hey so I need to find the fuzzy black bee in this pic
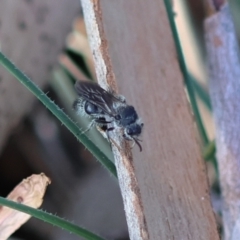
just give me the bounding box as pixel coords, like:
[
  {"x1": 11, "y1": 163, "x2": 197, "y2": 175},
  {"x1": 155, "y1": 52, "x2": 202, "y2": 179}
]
[{"x1": 73, "y1": 81, "x2": 144, "y2": 151}]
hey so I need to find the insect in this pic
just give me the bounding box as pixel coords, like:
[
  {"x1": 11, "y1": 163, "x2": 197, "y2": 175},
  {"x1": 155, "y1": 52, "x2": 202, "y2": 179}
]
[{"x1": 73, "y1": 81, "x2": 144, "y2": 151}]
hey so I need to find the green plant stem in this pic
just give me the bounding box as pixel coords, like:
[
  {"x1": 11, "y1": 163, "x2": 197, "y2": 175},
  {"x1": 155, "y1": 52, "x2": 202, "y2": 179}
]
[
  {"x1": 203, "y1": 140, "x2": 216, "y2": 161},
  {"x1": 0, "y1": 197, "x2": 106, "y2": 240},
  {"x1": 163, "y1": 1, "x2": 218, "y2": 175},
  {"x1": 163, "y1": 0, "x2": 209, "y2": 146},
  {"x1": 189, "y1": 73, "x2": 212, "y2": 111},
  {"x1": 0, "y1": 51, "x2": 117, "y2": 178}
]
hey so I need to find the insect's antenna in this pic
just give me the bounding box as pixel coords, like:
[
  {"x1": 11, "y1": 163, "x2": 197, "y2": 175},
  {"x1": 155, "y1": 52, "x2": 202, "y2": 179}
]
[{"x1": 133, "y1": 138, "x2": 142, "y2": 152}]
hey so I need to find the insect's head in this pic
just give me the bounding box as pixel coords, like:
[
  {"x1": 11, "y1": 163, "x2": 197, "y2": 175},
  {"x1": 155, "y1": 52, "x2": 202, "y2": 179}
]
[
  {"x1": 125, "y1": 122, "x2": 143, "y2": 137},
  {"x1": 123, "y1": 120, "x2": 144, "y2": 151}
]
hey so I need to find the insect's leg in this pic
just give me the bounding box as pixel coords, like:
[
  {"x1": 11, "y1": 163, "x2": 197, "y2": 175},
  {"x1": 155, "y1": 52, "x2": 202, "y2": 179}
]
[
  {"x1": 95, "y1": 119, "x2": 112, "y2": 140},
  {"x1": 81, "y1": 120, "x2": 96, "y2": 134},
  {"x1": 100, "y1": 126, "x2": 115, "y2": 142},
  {"x1": 130, "y1": 139, "x2": 136, "y2": 148},
  {"x1": 103, "y1": 126, "x2": 114, "y2": 142},
  {"x1": 95, "y1": 118, "x2": 112, "y2": 124},
  {"x1": 123, "y1": 133, "x2": 142, "y2": 152},
  {"x1": 94, "y1": 118, "x2": 114, "y2": 142},
  {"x1": 107, "y1": 127, "x2": 114, "y2": 132}
]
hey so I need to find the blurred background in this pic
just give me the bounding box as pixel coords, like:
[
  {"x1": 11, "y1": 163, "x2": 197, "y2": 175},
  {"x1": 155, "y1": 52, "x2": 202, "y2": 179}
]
[{"x1": 1, "y1": 0, "x2": 240, "y2": 239}]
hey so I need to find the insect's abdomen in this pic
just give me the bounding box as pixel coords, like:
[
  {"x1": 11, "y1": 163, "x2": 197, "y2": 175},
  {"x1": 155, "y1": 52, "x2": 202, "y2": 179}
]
[{"x1": 84, "y1": 102, "x2": 104, "y2": 115}]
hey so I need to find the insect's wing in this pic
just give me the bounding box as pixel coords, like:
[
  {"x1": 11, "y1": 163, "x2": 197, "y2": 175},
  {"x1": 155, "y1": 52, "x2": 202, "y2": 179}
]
[{"x1": 75, "y1": 81, "x2": 118, "y2": 116}]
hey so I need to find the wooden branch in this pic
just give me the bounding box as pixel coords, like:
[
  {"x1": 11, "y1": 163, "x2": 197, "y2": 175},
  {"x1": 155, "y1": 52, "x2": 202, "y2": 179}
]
[
  {"x1": 0, "y1": 0, "x2": 80, "y2": 152},
  {"x1": 205, "y1": 3, "x2": 240, "y2": 239},
  {"x1": 81, "y1": 0, "x2": 219, "y2": 239}
]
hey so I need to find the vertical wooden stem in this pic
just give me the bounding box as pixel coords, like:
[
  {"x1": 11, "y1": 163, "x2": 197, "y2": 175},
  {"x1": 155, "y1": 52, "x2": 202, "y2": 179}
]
[{"x1": 82, "y1": 0, "x2": 219, "y2": 239}]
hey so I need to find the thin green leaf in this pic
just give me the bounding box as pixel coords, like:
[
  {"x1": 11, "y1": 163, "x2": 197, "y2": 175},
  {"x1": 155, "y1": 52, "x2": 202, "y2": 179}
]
[
  {"x1": 163, "y1": 1, "x2": 218, "y2": 175},
  {"x1": 0, "y1": 51, "x2": 117, "y2": 178},
  {"x1": 189, "y1": 73, "x2": 212, "y2": 111},
  {"x1": 203, "y1": 140, "x2": 218, "y2": 176},
  {"x1": 203, "y1": 140, "x2": 216, "y2": 161},
  {"x1": 0, "y1": 197, "x2": 106, "y2": 240},
  {"x1": 163, "y1": 0, "x2": 209, "y2": 146}
]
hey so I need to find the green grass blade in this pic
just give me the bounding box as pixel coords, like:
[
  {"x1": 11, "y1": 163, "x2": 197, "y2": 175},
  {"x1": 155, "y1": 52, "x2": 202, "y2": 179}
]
[
  {"x1": 203, "y1": 140, "x2": 218, "y2": 176},
  {"x1": 163, "y1": 1, "x2": 218, "y2": 175},
  {"x1": 0, "y1": 51, "x2": 117, "y2": 178},
  {"x1": 0, "y1": 197, "x2": 106, "y2": 240},
  {"x1": 163, "y1": 0, "x2": 209, "y2": 146},
  {"x1": 203, "y1": 140, "x2": 216, "y2": 160},
  {"x1": 189, "y1": 73, "x2": 212, "y2": 111}
]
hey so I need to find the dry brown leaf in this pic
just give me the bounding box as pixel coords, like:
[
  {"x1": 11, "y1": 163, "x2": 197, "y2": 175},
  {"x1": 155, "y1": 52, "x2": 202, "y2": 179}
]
[{"x1": 0, "y1": 173, "x2": 51, "y2": 240}]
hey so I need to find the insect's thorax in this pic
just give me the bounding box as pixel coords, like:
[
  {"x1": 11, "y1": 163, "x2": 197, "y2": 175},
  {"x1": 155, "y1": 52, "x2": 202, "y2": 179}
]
[{"x1": 116, "y1": 106, "x2": 138, "y2": 127}]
